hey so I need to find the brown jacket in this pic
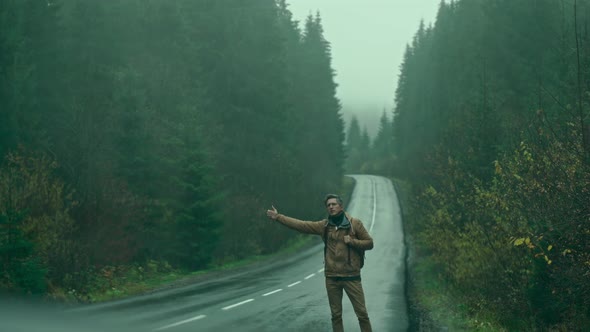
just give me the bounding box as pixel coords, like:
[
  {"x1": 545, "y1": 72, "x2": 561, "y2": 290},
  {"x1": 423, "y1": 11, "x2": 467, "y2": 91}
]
[{"x1": 276, "y1": 212, "x2": 374, "y2": 277}]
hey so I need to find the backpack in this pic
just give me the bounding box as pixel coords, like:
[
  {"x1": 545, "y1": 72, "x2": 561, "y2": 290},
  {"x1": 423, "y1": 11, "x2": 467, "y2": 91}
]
[{"x1": 323, "y1": 218, "x2": 366, "y2": 268}]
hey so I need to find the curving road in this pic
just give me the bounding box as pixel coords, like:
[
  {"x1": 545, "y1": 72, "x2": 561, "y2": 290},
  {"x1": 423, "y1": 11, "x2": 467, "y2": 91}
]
[{"x1": 0, "y1": 175, "x2": 407, "y2": 332}]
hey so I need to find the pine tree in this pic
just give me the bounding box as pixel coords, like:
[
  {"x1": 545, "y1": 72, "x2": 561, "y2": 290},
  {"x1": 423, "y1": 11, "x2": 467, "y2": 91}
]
[
  {"x1": 0, "y1": 0, "x2": 58, "y2": 157},
  {"x1": 161, "y1": 136, "x2": 222, "y2": 269},
  {"x1": 0, "y1": 210, "x2": 46, "y2": 294},
  {"x1": 345, "y1": 116, "x2": 363, "y2": 173},
  {"x1": 297, "y1": 13, "x2": 345, "y2": 194}
]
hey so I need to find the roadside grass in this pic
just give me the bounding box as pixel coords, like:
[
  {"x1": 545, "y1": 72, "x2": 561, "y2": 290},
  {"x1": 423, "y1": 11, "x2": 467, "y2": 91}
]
[
  {"x1": 58, "y1": 176, "x2": 355, "y2": 304},
  {"x1": 72, "y1": 235, "x2": 315, "y2": 303},
  {"x1": 409, "y1": 254, "x2": 506, "y2": 332},
  {"x1": 392, "y1": 178, "x2": 506, "y2": 332}
]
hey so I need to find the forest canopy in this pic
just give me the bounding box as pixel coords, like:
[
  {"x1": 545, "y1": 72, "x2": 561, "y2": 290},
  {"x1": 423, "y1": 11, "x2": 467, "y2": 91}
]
[
  {"x1": 0, "y1": 0, "x2": 344, "y2": 297},
  {"x1": 385, "y1": 0, "x2": 590, "y2": 330}
]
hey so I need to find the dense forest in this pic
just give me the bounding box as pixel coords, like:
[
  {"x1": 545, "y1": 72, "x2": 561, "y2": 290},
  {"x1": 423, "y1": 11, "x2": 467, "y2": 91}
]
[
  {"x1": 3, "y1": 0, "x2": 590, "y2": 330},
  {"x1": 0, "y1": 0, "x2": 345, "y2": 298},
  {"x1": 347, "y1": 0, "x2": 589, "y2": 330}
]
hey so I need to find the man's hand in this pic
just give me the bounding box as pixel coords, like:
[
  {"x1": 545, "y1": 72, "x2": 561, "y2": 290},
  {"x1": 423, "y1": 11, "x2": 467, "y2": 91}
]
[
  {"x1": 344, "y1": 235, "x2": 352, "y2": 245},
  {"x1": 266, "y1": 205, "x2": 279, "y2": 220}
]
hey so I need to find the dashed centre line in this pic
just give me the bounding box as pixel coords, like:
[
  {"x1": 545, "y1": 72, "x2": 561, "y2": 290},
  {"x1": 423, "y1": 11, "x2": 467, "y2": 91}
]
[
  {"x1": 152, "y1": 267, "x2": 324, "y2": 330},
  {"x1": 370, "y1": 179, "x2": 377, "y2": 232},
  {"x1": 222, "y1": 299, "x2": 254, "y2": 310},
  {"x1": 150, "y1": 179, "x2": 384, "y2": 332},
  {"x1": 262, "y1": 289, "x2": 283, "y2": 296},
  {"x1": 152, "y1": 314, "x2": 206, "y2": 331}
]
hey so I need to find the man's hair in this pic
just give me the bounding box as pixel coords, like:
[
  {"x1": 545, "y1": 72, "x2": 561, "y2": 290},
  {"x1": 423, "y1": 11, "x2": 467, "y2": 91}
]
[{"x1": 324, "y1": 194, "x2": 343, "y2": 207}]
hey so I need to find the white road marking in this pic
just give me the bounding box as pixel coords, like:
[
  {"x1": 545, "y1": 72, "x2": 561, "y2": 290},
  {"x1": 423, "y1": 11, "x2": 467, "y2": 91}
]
[
  {"x1": 152, "y1": 315, "x2": 206, "y2": 331},
  {"x1": 153, "y1": 178, "x2": 379, "y2": 331},
  {"x1": 222, "y1": 299, "x2": 254, "y2": 310},
  {"x1": 370, "y1": 179, "x2": 377, "y2": 232},
  {"x1": 262, "y1": 289, "x2": 283, "y2": 296}
]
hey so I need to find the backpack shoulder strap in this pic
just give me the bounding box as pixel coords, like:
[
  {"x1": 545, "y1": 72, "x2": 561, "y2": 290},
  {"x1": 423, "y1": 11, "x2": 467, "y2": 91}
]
[
  {"x1": 349, "y1": 217, "x2": 357, "y2": 236},
  {"x1": 323, "y1": 220, "x2": 329, "y2": 259},
  {"x1": 348, "y1": 217, "x2": 366, "y2": 268}
]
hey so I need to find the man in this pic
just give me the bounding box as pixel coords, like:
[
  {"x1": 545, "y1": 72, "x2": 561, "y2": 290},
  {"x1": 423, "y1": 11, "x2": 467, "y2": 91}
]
[{"x1": 266, "y1": 194, "x2": 374, "y2": 332}]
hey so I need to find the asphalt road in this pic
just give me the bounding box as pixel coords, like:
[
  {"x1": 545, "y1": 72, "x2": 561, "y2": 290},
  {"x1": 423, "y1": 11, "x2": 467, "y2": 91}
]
[{"x1": 0, "y1": 174, "x2": 408, "y2": 332}]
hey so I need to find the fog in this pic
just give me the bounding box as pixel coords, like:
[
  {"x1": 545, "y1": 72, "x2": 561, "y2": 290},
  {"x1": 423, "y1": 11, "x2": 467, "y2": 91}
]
[{"x1": 288, "y1": 0, "x2": 441, "y2": 134}]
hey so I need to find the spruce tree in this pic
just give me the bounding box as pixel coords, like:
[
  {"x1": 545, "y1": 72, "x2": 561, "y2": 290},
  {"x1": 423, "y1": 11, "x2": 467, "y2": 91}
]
[
  {"x1": 297, "y1": 13, "x2": 345, "y2": 195},
  {"x1": 345, "y1": 116, "x2": 363, "y2": 173}
]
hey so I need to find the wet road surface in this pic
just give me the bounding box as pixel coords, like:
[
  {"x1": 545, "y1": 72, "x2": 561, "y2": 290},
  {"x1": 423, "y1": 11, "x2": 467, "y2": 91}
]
[{"x1": 0, "y1": 175, "x2": 407, "y2": 332}]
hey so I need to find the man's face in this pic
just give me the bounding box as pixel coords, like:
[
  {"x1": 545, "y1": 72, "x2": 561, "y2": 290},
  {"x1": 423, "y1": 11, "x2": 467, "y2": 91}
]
[{"x1": 326, "y1": 198, "x2": 343, "y2": 216}]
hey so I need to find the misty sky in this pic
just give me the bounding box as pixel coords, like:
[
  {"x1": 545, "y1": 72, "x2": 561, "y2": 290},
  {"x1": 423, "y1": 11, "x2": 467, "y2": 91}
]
[{"x1": 287, "y1": 0, "x2": 441, "y2": 134}]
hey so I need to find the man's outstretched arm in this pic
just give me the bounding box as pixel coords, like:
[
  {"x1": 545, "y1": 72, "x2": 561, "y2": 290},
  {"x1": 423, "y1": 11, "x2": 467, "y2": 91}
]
[{"x1": 266, "y1": 205, "x2": 324, "y2": 235}]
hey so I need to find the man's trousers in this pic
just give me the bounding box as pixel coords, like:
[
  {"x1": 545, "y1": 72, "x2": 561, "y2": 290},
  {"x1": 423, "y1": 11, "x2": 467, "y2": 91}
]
[{"x1": 325, "y1": 277, "x2": 372, "y2": 332}]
